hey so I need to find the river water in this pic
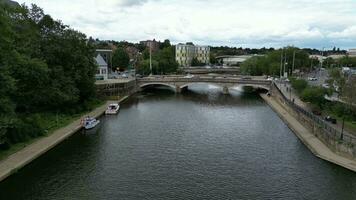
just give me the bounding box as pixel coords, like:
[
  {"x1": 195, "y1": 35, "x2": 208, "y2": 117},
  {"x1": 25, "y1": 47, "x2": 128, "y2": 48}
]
[{"x1": 1, "y1": 85, "x2": 356, "y2": 200}]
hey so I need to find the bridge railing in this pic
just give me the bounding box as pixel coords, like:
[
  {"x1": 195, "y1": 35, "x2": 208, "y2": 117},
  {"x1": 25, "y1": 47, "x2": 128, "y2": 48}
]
[
  {"x1": 138, "y1": 77, "x2": 272, "y2": 85},
  {"x1": 273, "y1": 82, "x2": 356, "y2": 145}
]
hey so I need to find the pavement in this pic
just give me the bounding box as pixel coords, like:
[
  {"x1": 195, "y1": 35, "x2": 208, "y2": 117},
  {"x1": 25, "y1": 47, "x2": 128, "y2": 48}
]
[
  {"x1": 261, "y1": 93, "x2": 356, "y2": 172},
  {"x1": 0, "y1": 101, "x2": 119, "y2": 182}
]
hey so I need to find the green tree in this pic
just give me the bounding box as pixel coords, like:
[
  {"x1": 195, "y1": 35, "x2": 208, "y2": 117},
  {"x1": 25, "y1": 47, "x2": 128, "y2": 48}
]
[
  {"x1": 191, "y1": 57, "x2": 201, "y2": 66},
  {"x1": 301, "y1": 86, "x2": 327, "y2": 107},
  {"x1": 137, "y1": 59, "x2": 158, "y2": 75},
  {"x1": 112, "y1": 47, "x2": 130, "y2": 69},
  {"x1": 0, "y1": 3, "x2": 98, "y2": 149},
  {"x1": 154, "y1": 46, "x2": 178, "y2": 74},
  {"x1": 159, "y1": 39, "x2": 171, "y2": 49},
  {"x1": 290, "y1": 78, "x2": 308, "y2": 94}
]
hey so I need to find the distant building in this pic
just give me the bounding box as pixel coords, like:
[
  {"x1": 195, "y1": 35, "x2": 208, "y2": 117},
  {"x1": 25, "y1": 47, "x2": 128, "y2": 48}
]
[
  {"x1": 327, "y1": 54, "x2": 345, "y2": 60},
  {"x1": 126, "y1": 46, "x2": 140, "y2": 60},
  {"x1": 140, "y1": 39, "x2": 160, "y2": 53},
  {"x1": 216, "y1": 55, "x2": 257, "y2": 66},
  {"x1": 96, "y1": 49, "x2": 113, "y2": 68},
  {"x1": 348, "y1": 49, "x2": 356, "y2": 57},
  {"x1": 309, "y1": 55, "x2": 327, "y2": 62},
  {"x1": 94, "y1": 54, "x2": 108, "y2": 80},
  {"x1": 175, "y1": 44, "x2": 210, "y2": 67}
]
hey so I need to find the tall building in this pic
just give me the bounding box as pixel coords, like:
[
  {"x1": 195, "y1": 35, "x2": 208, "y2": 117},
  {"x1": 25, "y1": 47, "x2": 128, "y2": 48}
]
[
  {"x1": 175, "y1": 44, "x2": 210, "y2": 67},
  {"x1": 140, "y1": 39, "x2": 160, "y2": 53},
  {"x1": 348, "y1": 49, "x2": 356, "y2": 57}
]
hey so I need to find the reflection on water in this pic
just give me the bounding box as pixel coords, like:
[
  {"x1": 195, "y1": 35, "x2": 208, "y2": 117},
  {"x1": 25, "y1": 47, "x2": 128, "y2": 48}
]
[{"x1": 1, "y1": 84, "x2": 356, "y2": 200}]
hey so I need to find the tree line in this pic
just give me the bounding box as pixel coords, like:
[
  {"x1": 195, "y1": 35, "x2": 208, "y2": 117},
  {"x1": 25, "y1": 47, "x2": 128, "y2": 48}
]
[
  {"x1": 240, "y1": 47, "x2": 313, "y2": 76},
  {"x1": 0, "y1": 3, "x2": 98, "y2": 150}
]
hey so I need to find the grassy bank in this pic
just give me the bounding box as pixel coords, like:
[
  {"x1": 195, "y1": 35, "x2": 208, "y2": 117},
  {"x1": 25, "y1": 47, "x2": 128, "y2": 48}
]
[
  {"x1": 0, "y1": 100, "x2": 105, "y2": 161},
  {"x1": 289, "y1": 77, "x2": 356, "y2": 135}
]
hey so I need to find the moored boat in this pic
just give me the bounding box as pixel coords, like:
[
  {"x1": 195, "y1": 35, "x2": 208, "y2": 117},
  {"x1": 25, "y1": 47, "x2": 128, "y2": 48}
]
[
  {"x1": 105, "y1": 103, "x2": 120, "y2": 115},
  {"x1": 82, "y1": 116, "x2": 100, "y2": 130}
]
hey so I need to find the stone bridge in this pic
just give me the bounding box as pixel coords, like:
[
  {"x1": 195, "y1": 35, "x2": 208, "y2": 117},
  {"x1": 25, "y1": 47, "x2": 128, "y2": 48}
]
[{"x1": 137, "y1": 76, "x2": 272, "y2": 94}]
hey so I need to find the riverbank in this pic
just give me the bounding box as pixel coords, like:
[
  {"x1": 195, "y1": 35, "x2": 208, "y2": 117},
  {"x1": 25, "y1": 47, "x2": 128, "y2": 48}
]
[
  {"x1": 0, "y1": 96, "x2": 130, "y2": 182},
  {"x1": 260, "y1": 93, "x2": 356, "y2": 172}
]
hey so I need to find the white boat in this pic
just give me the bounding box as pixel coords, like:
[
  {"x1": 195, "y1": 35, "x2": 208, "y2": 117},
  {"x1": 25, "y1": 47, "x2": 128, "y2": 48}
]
[
  {"x1": 82, "y1": 117, "x2": 100, "y2": 130},
  {"x1": 105, "y1": 103, "x2": 120, "y2": 115}
]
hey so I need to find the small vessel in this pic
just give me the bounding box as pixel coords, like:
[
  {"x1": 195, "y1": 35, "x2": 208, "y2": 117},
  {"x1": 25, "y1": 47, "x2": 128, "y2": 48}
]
[
  {"x1": 105, "y1": 103, "x2": 120, "y2": 115},
  {"x1": 82, "y1": 116, "x2": 100, "y2": 130}
]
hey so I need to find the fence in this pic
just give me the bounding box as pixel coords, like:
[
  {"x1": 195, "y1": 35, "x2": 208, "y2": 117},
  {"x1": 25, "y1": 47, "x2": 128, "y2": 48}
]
[{"x1": 273, "y1": 82, "x2": 356, "y2": 145}]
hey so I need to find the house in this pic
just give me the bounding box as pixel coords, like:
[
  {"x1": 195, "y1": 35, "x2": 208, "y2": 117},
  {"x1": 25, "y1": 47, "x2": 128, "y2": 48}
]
[
  {"x1": 96, "y1": 49, "x2": 113, "y2": 67},
  {"x1": 95, "y1": 54, "x2": 108, "y2": 80}
]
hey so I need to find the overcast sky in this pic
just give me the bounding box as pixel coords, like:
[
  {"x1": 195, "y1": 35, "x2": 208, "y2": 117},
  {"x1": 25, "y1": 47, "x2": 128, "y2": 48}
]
[{"x1": 19, "y1": 0, "x2": 356, "y2": 49}]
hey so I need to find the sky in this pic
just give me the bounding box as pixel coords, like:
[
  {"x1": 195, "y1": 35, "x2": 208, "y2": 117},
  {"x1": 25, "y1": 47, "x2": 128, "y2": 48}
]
[{"x1": 18, "y1": 0, "x2": 356, "y2": 49}]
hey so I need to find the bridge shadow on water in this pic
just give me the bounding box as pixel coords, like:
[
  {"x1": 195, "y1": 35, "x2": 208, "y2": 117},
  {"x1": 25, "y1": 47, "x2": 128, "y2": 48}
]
[{"x1": 129, "y1": 84, "x2": 266, "y2": 108}]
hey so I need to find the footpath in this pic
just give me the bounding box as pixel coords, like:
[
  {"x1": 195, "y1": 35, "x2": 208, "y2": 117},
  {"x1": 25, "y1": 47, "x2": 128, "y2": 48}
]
[
  {"x1": 261, "y1": 93, "x2": 356, "y2": 172},
  {"x1": 0, "y1": 97, "x2": 128, "y2": 182}
]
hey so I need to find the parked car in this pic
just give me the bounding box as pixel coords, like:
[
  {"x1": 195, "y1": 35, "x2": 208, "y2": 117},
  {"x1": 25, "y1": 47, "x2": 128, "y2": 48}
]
[
  {"x1": 308, "y1": 77, "x2": 318, "y2": 81},
  {"x1": 325, "y1": 116, "x2": 337, "y2": 124}
]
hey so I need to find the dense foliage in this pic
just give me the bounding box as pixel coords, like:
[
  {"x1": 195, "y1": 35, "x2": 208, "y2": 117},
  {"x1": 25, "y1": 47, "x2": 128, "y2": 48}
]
[
  {"x1": 0, "y1": 3, "x2": 98, "y2": 149},
  {"x1": 137, "y1": 41, "x2": 178, "y2": 75},
  {"x1": 290, "y1": 78, "x2": 308, "y2": 94},
  {"x1": 241, "y1": 47, "x2": 312, "y2": 76},
  {"x1": 112, "y1": 47, "x2": 130, "y2": 70}
]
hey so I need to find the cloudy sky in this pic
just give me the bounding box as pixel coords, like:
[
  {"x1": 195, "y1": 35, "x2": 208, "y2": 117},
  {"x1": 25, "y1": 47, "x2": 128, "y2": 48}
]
[{"x1": 19, "y1": 0, "x2": 356, "y2": 49}]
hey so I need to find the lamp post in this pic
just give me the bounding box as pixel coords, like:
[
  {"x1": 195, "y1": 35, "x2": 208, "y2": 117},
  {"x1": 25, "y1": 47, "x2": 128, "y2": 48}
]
[{"x1": 149, "y1": 42, "x2": 152, "y2": 76}]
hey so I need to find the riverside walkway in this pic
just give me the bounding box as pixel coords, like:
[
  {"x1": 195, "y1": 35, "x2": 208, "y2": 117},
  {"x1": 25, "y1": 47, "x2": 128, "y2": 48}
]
[
  {"x1": 261, "y1": 93, "x2": 356, "y2": 172},
  {"x1": 0, "y1": 101, "x2": 117, "y2": 182}
]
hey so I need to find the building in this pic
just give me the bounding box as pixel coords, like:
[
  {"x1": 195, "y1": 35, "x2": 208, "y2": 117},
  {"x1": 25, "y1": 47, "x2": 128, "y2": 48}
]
[
  {"x1": 216, "y1": 55, "x2": 256, "y2": 66},
  {"x1": 94, "y1": 54, "x2": 108, "y2": 80},
  {"x1": 348, "y1": 49, "x2": 356, "y2": 57},
  {"x1": 175, "y1": 44, "x2": 210, "y2": 67},
  {"x1": 96, "y1": 49, "x2": 113, "y2": 68},
  {"x1": 327, "y1": 54, "x2": 346, "y2": 60},
  {"x1": 140, "y1": 39, "x2": 160, "y2": 53}
]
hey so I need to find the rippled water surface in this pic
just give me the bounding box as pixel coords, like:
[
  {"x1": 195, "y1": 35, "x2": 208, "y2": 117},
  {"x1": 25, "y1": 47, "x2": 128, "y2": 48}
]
[{"x1": 1, "y1": 85, "x2": 356, "y2": 200}]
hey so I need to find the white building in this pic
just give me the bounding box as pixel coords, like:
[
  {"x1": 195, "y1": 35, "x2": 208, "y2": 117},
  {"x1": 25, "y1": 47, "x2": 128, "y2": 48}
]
[
  {"x1": 348, "y1": 49, "x2": 356, "y2": 57},
  {"x1": 176, "y1": 44, "x2": 210, "y2": 67},
  {"x1": 216, "y1": 55, "x2": 257, "y2": 66},
  {"x1": 95, "y1": 54, "x2": 108, "y2": 80}
]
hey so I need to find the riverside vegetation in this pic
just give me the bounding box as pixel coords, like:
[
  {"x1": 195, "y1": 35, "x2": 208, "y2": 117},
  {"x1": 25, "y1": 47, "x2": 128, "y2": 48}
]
[{"x1": 0, "y1": 3, "x2": 101, "y2": 152}]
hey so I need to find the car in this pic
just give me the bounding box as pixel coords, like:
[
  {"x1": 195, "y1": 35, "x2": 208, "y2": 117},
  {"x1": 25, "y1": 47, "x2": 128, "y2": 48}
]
[
  {"x1": 322, "y1": 83, "x2": 330, "y2": 89},
  {"x1": 241, "y1": 77, "x2": 252, "y2": 80},
  {"x1": 308, "y1": 77, "x2": 318, "y2": 81},
  {"x1": 121, "y1": 74, "x2": 128, "y2": 78},
  {"x1": 325, "y1": 116, "x2": 337, "y2": 124}
]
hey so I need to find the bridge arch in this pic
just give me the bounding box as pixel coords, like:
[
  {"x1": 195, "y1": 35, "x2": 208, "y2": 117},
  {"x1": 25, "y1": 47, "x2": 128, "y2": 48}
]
[
  {"x1": 229, "y1": 84, "x2": 270, "y2": 92},
  {"x1": 179, "y1": 82, "x2": 224, "y2": 90},
  {"x1": 139, "y1": 83, "x2": 177, "y2": 91}
]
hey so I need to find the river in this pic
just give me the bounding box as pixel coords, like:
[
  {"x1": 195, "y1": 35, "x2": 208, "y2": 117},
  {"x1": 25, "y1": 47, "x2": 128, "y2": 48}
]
[{"x1": 1, "y1": 84, "x2": 355, "y2": 200}]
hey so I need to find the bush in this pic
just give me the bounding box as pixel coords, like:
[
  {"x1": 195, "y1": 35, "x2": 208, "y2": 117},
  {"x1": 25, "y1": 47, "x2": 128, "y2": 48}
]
[
  {"x1": 290, "y1": 78, "x2": 308, "y2": 94},
  {"x1": 301, "y1": 86, "x2": 327, "y2": 107},
  {"x1": 7, "y1": 115, "x2": 45, "y2": 143}
]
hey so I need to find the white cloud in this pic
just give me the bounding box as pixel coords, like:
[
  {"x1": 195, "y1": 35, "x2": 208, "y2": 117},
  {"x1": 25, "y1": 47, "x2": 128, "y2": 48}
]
[{"x1": 18, "y1": 0, "x2": 356, "y2": 48}]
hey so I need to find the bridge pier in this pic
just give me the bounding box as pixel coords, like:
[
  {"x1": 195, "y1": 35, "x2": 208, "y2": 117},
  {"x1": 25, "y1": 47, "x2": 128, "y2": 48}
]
[
  {"x1": 223, "y1": 86, "x2": 229, "y2": 95},
  {"x1": 175, "y1": 85, "x2": 182, "y2": 93}
]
